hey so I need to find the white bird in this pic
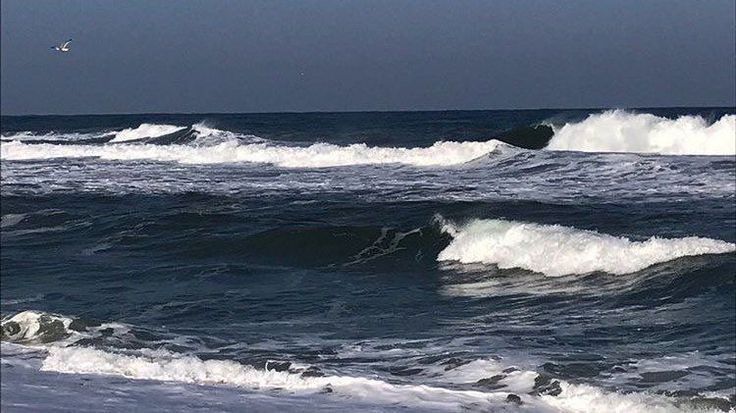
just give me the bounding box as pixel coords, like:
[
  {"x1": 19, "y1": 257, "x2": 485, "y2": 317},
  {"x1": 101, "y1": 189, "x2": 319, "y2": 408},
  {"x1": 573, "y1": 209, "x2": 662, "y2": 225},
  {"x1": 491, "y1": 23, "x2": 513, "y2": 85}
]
[{"x1": 51, "y1": 39, "x2": 72, "y2": 52}]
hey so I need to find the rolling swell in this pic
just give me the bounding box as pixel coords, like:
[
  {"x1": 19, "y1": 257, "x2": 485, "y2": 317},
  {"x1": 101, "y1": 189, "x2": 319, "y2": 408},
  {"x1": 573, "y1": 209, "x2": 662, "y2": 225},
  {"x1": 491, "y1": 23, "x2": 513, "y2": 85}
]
[
  {"x1": 3, "y1": 193, "x2": 733, "y2": 280},
  {"x1": 236, "y1": 225, "x2": 449, "y2": 269},
  {"x1": 495, "y1": 124, "x2": 554, "y2": 149},
  {"x1": 182, "y1": 221, "x2": 733, "y2": 276}
]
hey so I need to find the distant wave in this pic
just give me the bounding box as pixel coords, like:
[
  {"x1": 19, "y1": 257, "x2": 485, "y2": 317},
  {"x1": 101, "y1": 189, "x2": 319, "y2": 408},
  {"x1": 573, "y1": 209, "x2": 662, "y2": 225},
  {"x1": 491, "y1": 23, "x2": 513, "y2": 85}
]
[
  {"x1": 3, "y1": 110, "x2": 734, "y2": 167},
  {"x1": 436, "y1": 217, "x2": 735, "y2": 276},
  {"x1": 0, "y1": 130, "x2": 115, "y2": 143},
  {"x1": 3, "y1": 310, "x2": 724, "y2": 413},
  {"x1": 109, "y1": 123, "x2": 185, "y2": 143},
  {"x1": 546, "y1": 110, "x2": 736, "y2": 155},
  {"x1": 0, "y1": 135, "x2": 506, "y2": 167},
  {"x1": 0, "y1": 123, "x2": 208, "y2": 145}
]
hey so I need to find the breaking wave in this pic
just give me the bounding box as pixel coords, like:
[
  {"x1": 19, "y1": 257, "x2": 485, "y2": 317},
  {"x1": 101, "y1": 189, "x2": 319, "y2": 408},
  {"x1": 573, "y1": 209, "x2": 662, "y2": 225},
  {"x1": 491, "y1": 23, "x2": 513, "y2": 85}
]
[
  {"x1": 3, "y1": 110, "x2": 734, "y2": 169},
  {"x1": 546, "y1": 110, "x2": 736, "y2": 155},
  {"x1": 435, "y1": 217, "x2": 735, "y2": 277},
  {"x1": 109, "y1": 123, "x2": 185, "y2": 143},
  {"x1": 1, "y1": 311, "x2": 74, "y2": 344},
  {"x1": 0, "y1": 137, "x2": 506, "y2": 167}
]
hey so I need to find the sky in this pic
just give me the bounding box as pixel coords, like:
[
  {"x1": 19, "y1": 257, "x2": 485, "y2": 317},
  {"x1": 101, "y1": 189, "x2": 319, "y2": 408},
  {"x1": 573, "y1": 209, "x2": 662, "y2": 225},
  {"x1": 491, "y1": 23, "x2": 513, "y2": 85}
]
[{"x1": 1, "y1": 0, "x2": 734, "y2": 115}]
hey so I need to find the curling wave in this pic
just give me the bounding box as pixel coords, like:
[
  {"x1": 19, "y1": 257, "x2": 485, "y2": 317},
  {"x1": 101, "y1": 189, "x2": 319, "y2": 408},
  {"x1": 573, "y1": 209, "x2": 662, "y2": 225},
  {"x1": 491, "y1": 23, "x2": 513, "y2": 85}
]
[
  {"x1": 546, "y1": 110, "x2": 736, "y2": 155},
  {"x1": 109, "y1": 123, "x2": 186, "y2": 143},
  {"x1": 435, "y1": 217, "x2": 735, "y2": 276}
]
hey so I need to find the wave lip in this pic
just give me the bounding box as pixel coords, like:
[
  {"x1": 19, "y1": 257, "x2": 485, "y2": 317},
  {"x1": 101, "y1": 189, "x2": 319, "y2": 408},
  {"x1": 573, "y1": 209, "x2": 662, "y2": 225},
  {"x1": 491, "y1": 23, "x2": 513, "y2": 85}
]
[
  {"x1": 109, "y1": 123, "x2": 185, "y2": 143},
  {"x1": 546, "y1": 110, "x2": 736, "y2": 155},
  {"x1": 0, "y1": 139, "x2": 505, "y2": 167},
  {"x1": 436, "y1": 217, "x2": 735, "y2": 277}
]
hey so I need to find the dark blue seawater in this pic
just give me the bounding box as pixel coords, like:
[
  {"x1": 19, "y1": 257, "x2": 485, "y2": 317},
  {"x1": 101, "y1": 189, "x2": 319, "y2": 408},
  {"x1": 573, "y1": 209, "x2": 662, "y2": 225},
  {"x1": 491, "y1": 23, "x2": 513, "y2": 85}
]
[{"x1": 1, "y1": 108, "x2": 735, "y2": 412}]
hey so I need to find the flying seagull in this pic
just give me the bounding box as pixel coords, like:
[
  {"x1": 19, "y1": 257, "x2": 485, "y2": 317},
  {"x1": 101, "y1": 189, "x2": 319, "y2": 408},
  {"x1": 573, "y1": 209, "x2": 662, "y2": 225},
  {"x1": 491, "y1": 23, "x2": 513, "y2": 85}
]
[{"x1": 51, "y1": 39, "x2": 72, "y2": 52}]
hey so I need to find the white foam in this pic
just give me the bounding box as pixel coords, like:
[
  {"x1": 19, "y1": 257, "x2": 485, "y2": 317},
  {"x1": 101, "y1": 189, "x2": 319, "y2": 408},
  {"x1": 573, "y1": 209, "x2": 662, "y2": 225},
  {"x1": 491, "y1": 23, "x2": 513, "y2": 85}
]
[
  {"x1": 1, "y1": 311, "x2": 73, "y2": 344},
  {"x1": 436, "y1": 217, "x2": 735, "y2": 277},
  {"x1": 40, "y1": 346, "x2": 514, "y2": 411},
  {"x1": 542, "y1": 382, "x2": 699, "y2": 413},
  {"x1": 602, "y1": 353, "x2": 729, "y2": 392},
  {"x1": 0, "y1": 131, "x2": 113, "y2": 142},
  {"x1": 434, "y1": 358, "x2": 539, "y2": 394},
  {"x1": 109, "y1": 123, "x2": 185, "y2": 143},
  {"x1": 0, "y1": 139, "x2": 504, "y2": 167},
  {"x1": 546, "y1": 110, "x2": 736, "y2": 155},
  {"x1": 0, "y1": 312, "x2": 720, "y2": 413},
  {"x1": 1, "y1": 131, "x2": 56, "y2": 141},
  {"x1": 37, "y1": 346, "x2": 719, "y2": 413}
]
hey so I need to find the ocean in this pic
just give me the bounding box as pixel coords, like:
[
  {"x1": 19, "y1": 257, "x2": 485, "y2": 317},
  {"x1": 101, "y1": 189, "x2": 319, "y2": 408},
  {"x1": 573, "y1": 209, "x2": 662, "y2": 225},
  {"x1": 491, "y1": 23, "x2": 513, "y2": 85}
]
[{"x1": 1, "y1": 108, "x2": 734, "y2": 412}]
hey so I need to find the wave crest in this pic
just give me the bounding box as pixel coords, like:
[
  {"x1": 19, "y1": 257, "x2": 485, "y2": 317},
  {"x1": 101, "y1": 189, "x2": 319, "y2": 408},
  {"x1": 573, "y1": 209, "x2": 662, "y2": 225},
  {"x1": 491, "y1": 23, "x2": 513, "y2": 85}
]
[
  {"x1": 546, "y1": 110, "x2": 736, "y2": 155},
  {"x1": 435, "y1": 217, "x2": 735, "y2": 276},
  {"x1": 0, "y1": 139, "x2": 505, "y2": 167},
  {"x1": 109, "y1": 123, "x2": 186, "y2": 143}
]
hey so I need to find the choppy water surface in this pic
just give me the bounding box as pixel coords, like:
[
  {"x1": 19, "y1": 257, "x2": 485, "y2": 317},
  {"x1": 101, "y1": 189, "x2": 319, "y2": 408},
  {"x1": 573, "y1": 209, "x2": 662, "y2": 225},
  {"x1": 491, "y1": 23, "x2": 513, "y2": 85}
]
[{"x1": 1, "y1": 108, "x2": 735, "y2": 412}]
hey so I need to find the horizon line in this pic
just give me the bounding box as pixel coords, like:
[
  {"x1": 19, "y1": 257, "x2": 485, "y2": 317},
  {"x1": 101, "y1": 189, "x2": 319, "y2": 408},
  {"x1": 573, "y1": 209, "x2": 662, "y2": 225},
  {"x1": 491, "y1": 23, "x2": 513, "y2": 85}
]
[{"x1": 2, "y1": 104, "x2": 735, "y2": 118}]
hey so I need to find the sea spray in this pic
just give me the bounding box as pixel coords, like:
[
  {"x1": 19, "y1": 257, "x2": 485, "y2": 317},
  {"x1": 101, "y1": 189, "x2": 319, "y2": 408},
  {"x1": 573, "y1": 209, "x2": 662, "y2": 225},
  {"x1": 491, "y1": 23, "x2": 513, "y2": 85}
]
[{"x1": 546, "y1": 111, "x2": 736, "y2": 155}]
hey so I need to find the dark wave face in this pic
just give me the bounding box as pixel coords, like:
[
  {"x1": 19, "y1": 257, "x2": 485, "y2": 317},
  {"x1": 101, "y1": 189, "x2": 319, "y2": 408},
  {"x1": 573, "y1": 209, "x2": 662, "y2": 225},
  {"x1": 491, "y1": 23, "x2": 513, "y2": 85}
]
[{"x1": 1, "y1": 109, "x2": 735, "y2": 413}]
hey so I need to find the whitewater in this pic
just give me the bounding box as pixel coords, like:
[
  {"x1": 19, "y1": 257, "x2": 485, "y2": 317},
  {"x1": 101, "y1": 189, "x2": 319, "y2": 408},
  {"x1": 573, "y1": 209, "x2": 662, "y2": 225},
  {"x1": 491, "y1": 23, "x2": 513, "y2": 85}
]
[
  {"x1": 547, "y1": 110, "x2": 736, "y2": 155},
  {"x1": 2, "y1": 111, "x2": 734, "y2": 168},
  {"x1": 436, "y1": 217, "x2": 735, "y2": 277},
  {"x1": 2, "y1": 310, "x2": 731, "y2": 413}
]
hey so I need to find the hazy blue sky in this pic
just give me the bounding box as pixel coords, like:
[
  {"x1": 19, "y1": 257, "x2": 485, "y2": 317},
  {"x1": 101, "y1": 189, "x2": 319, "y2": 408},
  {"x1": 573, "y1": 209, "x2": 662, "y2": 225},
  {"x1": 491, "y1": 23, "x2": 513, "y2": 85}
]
[{"x1": 1, "y1": 0, "x2": 734, "y2": 114}]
